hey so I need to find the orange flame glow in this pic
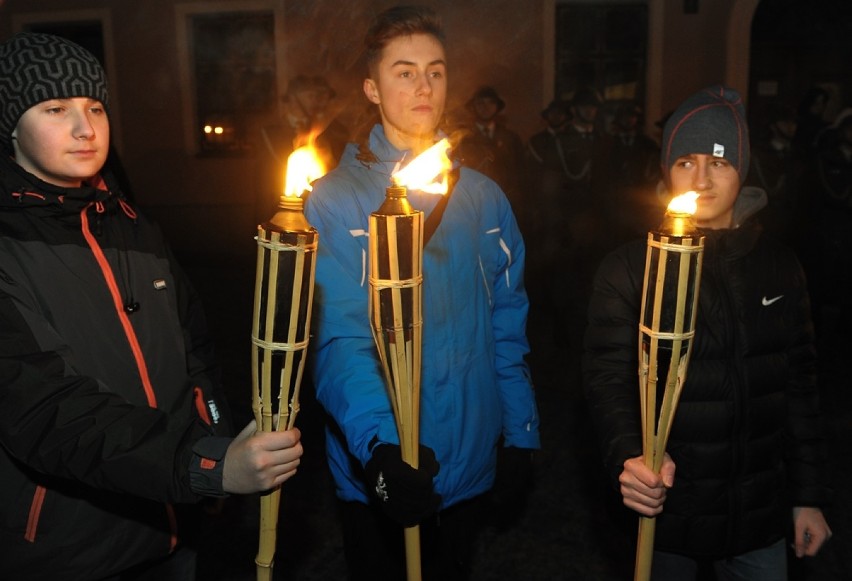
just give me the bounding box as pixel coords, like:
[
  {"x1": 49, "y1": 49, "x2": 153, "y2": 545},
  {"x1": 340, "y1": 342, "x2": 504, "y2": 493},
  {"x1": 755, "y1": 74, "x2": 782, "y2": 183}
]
[
  {"x1": 391, "y1": 139, "x2": 453, "y2": 194},
  {"x1": 284, "y1": 144, "x2": 326, "y2": 198},
  {"x1": 667, "y1": 191, "x2": 699, "y2": 215}
]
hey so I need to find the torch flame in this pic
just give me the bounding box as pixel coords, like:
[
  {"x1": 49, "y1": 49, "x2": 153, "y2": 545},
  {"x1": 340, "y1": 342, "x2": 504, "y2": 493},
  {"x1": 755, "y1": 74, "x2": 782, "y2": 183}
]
[
  {"x1": 667, "y1": 191, "x2": 699, "y2": 215},
  {"x1": 284, "y1": 144, "x2": 327, "y2": 198},
  {"x1": 391, "y1": 139, "x2": 453, "y2": 194}
]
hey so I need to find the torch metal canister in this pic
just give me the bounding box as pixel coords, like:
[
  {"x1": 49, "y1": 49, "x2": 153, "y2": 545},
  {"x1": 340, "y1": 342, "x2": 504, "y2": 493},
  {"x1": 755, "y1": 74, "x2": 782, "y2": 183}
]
[
  {"x1": 251, "y1": 194, "x2": 318, "y2": 581},
  {"x1": 634, "y1": 201, "x2": 704, "y2": 581},
  {"x1": 368, "y1": 184, "x2": 424, "y2": 581}
]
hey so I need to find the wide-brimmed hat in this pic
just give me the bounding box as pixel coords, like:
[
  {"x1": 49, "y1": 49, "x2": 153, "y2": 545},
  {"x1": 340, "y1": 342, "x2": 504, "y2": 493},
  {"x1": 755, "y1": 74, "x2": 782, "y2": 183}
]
[
  {"x1": 541, "y1": 99, "x2": 570, "y2": 119},
  {"x1": 571, "y1": 87, "x2": 603, "y2": 107},
  {"x1": 282, "y1": 75, "x2": 336, "y2": 101},
  {"x1": 467, "y1": 86, "x2": 505, "y2": 112}
]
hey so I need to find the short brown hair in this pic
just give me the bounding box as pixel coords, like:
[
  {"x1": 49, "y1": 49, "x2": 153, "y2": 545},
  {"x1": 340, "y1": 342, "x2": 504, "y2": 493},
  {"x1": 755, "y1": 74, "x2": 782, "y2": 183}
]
[{"x1": 363, "y1": 5, "x2": 445, "y2": 76}]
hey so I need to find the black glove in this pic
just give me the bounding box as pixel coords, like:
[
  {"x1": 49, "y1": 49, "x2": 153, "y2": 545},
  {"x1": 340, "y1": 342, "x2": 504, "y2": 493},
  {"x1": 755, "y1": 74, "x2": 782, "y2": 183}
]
[
  {"x1": 490, "y1": 446, "x2": 535, "y2": 528},
  {"x1": 364, "y1": 443, "x2": 441, "y2": 527}
]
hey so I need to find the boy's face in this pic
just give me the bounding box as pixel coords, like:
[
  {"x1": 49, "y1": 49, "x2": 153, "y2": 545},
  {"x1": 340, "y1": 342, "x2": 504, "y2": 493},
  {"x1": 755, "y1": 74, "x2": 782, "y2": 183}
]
[
  {"x1": 363, "y1": 33, "x2": 447, "y2": 153},
  {"x1": 668, "y1": 153, "x2": 740, "y2": 230},
  {"x1": 12, "y1": 98, "x2": 109, "y2": 188}
]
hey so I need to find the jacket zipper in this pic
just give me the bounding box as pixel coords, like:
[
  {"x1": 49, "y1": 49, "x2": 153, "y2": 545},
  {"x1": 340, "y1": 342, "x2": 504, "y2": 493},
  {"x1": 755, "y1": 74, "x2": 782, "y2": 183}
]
[
  {"x1": 716, "y1": 244, "x2": 746, "y2": 554},
  {"x1": 80, "y1": 205, "x2": 158, "y2": 407}
]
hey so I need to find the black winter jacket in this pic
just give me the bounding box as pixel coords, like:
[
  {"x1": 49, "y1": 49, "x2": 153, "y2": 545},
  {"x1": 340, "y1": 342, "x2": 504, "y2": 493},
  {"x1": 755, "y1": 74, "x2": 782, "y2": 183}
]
[
  {"x1": 0, "y1": 157, "x2": 232, "y2": 581},
  {"x1": 583, "y1": 188, "x2": 830, "y2": 557}
]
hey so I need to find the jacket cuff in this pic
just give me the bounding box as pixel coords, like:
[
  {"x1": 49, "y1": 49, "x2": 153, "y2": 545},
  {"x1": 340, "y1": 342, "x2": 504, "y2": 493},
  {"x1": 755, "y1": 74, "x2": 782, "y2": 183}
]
[{"x1": 189, "y1": 436, "x2": 231, "y2": 497}]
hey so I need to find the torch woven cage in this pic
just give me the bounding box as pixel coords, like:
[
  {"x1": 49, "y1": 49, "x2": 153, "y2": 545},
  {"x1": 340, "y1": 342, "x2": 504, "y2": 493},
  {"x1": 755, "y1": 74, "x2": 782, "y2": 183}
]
[
  {"x1": 368, "y1": 186, "x2": 424, "y2": 468},
  {"x1": 634, "y1": 225, "x2": 704, "y2": 581},
  {"x1": 251, "y1": 201, "x2": 318, "y2": 581},
  {"x1": 368, "y1": 185, "x2": 424, "y2": 581}
]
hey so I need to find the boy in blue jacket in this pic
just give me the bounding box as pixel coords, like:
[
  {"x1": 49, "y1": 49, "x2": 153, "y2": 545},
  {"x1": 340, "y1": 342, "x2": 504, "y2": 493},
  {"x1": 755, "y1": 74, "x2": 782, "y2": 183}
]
[{"x1": 304, "y1": 6, "x2": 539, "y2": 580}]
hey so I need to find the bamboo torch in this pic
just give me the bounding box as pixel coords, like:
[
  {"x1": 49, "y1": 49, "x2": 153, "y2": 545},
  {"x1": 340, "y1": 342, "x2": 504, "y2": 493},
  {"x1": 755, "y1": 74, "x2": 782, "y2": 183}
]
[
  {"x1": 251, "y1": 144, "x2": 324, "y2": 581},
  {"x1": 634, "y1": 191, "x2": 704, "y2": 581},
  {"x1": 368, "y1": 139, "x2": 452, "y2": 581}
]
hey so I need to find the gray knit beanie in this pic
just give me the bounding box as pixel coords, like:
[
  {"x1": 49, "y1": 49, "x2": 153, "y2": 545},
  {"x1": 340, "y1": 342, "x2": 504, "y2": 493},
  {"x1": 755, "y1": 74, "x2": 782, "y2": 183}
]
[
  {"x1": 661, "y1": 85, "x2": 750, "y2": 181},
  {"x1": 0, "y1": 32, "x2": 109, "y2": 155}
]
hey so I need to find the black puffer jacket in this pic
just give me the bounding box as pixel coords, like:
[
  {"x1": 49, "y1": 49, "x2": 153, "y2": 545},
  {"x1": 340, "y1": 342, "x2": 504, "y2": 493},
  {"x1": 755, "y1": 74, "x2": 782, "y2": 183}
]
[
  {"x1": 583, "y1": 187, "x2": 830, "y2": 557},
  {"x1": 0, "y1": 157, "x2": 232, "y2": 581}
]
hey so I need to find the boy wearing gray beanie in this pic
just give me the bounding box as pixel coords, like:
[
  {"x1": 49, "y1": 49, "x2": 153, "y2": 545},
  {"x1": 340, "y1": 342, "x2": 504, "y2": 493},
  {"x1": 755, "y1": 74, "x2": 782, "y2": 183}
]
[
  {"x1": 585, "y1": 86, "x2": 831, "y2": 580},
  {"x1": 0, "y1": 32, "x2": 303, "y2": 581}
]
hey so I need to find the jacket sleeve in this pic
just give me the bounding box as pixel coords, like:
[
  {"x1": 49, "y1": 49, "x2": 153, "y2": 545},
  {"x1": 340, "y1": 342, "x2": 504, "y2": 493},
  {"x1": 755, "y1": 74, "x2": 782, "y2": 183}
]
[
  {"x1": 582, "y1": 243, "x2": 645, "y2": 485},
  {"x1": 304, "y1": 183, "x2": 400, "y2": 466},
  {"x1": 489, "y1": 187, "x2": 540, "y2": 450},
  {"x1": 782, "y1": 254, "x2": 831, "y2": 507},
  {"x1": 169, "y1": 244, "x2": 233, "y2": 437},
  {"x1": 0, "y1": 290, "x2": 213, "y2": 504}
]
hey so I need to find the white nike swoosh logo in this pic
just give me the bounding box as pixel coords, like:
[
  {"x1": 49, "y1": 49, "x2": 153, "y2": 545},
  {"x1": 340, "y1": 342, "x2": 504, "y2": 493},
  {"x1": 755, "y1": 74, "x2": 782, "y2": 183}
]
[{"x1": 762, "y1": 295, "x2": 784, "y2": 306}]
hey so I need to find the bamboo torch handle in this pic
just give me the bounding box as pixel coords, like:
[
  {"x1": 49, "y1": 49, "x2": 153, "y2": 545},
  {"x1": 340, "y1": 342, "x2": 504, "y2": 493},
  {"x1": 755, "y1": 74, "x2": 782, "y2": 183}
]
[
  {"x1": 404, "y1": 526, "x2": 422, "y2": 581},
  {"x1": 256, "y1": 489, "x2": 281, "y2": 581},
  {"x1": 635, "y1": 516, "x2": 656, "y2": 581}
]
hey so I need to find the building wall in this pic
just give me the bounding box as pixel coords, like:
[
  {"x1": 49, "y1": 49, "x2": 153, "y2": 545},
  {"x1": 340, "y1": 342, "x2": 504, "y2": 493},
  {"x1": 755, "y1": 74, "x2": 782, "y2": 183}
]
[{"x1": 0, "y1": 0, "x2": 743, "y2": 261}]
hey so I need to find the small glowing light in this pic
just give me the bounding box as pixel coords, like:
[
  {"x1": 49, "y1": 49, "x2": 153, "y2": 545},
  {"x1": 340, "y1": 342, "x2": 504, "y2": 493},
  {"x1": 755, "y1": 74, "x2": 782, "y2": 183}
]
[
  {"x1": 667, "y1": 191, "x2": 699, "y2": 215},
  {"x1": 391, "y1": 139, "x2": 453, "y2": 194},
  {"x1": 284, "y1": 145, "x2": 326, "y2": 198},
  {"x1": 203, "y1": 125, "x2": 213, "y2": 134},
  {"x1": 214, "y1": 126, "x2": 224, "y2": 135}
]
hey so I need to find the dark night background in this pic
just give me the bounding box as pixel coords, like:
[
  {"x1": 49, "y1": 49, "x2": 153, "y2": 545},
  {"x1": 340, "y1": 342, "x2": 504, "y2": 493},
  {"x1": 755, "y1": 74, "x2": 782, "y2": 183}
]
[{"x1": 1, "y1": 0, "x2": 851, "y2": 579}]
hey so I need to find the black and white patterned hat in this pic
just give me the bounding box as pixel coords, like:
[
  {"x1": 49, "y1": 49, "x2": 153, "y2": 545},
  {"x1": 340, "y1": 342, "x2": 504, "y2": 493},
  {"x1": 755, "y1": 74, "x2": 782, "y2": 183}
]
[{"x1": 0, "y1": 32, "x2": 109, "y2": 155}]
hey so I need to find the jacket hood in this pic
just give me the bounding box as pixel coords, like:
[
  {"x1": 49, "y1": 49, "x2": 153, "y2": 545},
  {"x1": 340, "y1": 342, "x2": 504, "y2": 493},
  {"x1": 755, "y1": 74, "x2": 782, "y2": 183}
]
[
  {"x1": 731, "y1": 185, "x2": 767, "y2": 228},
  {"x1": 340, "y1": 124, "x2": 455, "y2": 178},
  {"x1": 0, "y1": 154, "x2": 112, "y2": 214}
]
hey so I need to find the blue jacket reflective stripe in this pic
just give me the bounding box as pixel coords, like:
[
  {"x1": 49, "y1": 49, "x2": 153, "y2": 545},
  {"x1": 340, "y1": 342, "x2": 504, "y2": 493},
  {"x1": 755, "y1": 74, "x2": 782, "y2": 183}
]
[{"x1": 305, "y1": 125, "x2": 540, "y2": 507}]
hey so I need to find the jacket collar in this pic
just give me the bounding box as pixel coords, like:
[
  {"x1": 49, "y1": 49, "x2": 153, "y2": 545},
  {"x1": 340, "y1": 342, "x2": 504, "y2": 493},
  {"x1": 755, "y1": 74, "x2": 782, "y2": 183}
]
[
  {"x1": 0, "y1": 155, "x2": 111, "y2": 213},
  {"x1": 701, "y1": 188, "x2": 767, "y2": 259},
  {"x1": 730, "y1": 186, "x2": 768, "y2": 228},
  {"x1": 344, "y1": 124, "x2": 453, "y2": 177}
]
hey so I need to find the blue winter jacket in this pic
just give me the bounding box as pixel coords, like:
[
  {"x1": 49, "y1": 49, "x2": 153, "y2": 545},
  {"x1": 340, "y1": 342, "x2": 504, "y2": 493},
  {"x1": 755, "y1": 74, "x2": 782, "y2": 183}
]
[{"x1": 304, "y1": 125, "x2": 540, "y2": 507}]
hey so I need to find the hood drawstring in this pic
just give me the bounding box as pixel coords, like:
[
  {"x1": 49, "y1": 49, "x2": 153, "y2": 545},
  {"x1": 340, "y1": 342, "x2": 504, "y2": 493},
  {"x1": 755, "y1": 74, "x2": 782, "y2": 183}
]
[
  {"x1": 356, "y1": 141, "x2": 379, "y2": 168},
  {"x1": 92, "y1": 200, "x2": 106, "y2": 237},
  {"x1": 88, "y1": 194, "x2": 140, "y2": 314},
  {"x1": 119, "y1": 198, "x2": 137, "y2": 221},
  {"x1": 12, "y1": 189, "x2": 48, "y2": 203}
]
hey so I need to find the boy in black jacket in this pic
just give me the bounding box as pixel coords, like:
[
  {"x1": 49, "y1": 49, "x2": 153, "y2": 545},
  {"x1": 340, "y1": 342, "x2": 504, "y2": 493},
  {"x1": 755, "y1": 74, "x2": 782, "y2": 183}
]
[
  {"x1": 0, "y1": 32, "x2": 303, "y2": 581},
  {"x1": 584, "y1": 86, "x2": 831, "y2": 580}
]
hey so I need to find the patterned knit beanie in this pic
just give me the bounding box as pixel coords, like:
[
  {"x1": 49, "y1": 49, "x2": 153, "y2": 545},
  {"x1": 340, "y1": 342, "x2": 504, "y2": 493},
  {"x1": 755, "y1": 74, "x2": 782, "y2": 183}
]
[
  {"x1": 661, "y1": 85, "x2": 750, "y2": 181},
  {"x1": 0, "y1": 32, "x2": 109, "y2": 155}
]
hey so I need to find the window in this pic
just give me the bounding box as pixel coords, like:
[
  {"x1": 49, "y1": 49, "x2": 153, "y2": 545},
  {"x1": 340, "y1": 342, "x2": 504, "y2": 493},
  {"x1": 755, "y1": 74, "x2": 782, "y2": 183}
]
[
  {"x1": 190, "y1": 11, "x2": 276, "y2": 156},
  {"x1": 555, "y1": 3, "x2": 648, "y2": 107}
]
